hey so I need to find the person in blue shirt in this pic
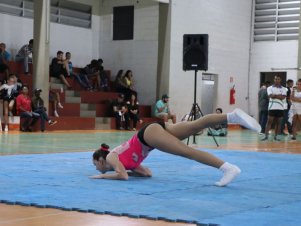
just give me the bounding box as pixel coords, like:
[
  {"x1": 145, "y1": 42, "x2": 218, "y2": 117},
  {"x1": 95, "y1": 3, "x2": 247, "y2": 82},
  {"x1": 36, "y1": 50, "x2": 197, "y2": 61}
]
[
  {"x1": 154, "y1": 94, "x2": 176, "y2": 124},
  {"x1": 0, "y1": 43, "x2": 11, "y2": 80}
]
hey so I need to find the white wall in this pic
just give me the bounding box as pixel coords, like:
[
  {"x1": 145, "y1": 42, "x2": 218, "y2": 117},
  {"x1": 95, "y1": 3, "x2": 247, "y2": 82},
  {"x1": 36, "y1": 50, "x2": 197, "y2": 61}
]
[
  {"x1": 99, "y1": 0, "x2": 159, "y2": 105},
  {"x1": 0, "y1": 13, "x2": 100, "y2": 68},
  {"x1": 249, "y1": 41, "x2": 299, "y2": 118},
  {"x1": 167, "y1": 0, "x2": 253, "y2": 120}
]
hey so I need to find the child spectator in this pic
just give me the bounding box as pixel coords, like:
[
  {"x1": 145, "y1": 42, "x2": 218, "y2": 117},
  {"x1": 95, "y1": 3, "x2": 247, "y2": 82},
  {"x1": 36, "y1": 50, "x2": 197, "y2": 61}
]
[
  {"x1": 0, "y1": 74, "x2": 22, "y2": 132},
  {"x1": 112, "y1": 93, "x2": 129, "y2": 130},
  {"x1": 126, "y1": 93, "x2": 143, "y2": 131},
  {"x1": 15, "y1": 39, "x2": 33, "y2": 75},
  {"x1": 31, "y1": 88, "x2": 57, "y2": 132},
  {"x1": 0, "y1": 43, "x2": 10, "y2": 80},
  {"x1": 16, "y1": 86, "x2": 40, "y2": 132},
  {"x1": 49, "y1": 88, "x2": 63, "y2": 117},
  {"x1": 50, "y1": 51, "x2": 71, "y2": 89}
]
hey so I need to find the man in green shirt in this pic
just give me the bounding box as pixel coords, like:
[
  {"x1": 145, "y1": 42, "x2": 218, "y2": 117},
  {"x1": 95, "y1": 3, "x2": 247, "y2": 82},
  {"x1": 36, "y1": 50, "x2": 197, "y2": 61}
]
[{"x1": 154, "y1": 94, "x2": 176, "y2": 124}]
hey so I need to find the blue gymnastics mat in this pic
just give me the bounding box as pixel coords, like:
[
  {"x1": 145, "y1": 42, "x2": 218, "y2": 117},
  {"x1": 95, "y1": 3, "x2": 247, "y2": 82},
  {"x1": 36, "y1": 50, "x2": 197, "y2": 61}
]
[{"x1": 0, "y1": 149, "x2": 301, "y2": 226}]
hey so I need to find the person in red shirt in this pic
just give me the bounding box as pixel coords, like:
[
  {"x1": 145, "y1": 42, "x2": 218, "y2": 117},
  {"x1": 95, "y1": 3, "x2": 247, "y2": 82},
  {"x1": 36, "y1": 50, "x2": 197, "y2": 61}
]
[{"x1": 16, "y1": 85, "x2": 40, "y2": 132}]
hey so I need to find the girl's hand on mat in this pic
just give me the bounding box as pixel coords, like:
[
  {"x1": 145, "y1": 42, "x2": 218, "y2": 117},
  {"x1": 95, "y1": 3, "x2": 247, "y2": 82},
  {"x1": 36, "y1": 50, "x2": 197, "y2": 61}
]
[{"x1": 89, "y1": 174, "x2": 104, "y2": 179}]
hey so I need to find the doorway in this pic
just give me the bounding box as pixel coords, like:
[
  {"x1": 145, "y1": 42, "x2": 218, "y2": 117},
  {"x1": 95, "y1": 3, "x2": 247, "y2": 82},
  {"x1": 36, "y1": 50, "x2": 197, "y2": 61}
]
[
  {"x1": 260, "y1": 71, "x2": 287, "y2": 87},
  {"x1": 200, "y1": 73, "x2": 218, "y2": 115}
]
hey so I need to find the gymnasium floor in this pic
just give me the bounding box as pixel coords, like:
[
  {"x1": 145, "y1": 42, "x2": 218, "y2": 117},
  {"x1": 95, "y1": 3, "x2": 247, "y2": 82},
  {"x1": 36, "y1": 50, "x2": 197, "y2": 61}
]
[{"x1": 0, "y1": 129, "x2": 300, "y2": 226}]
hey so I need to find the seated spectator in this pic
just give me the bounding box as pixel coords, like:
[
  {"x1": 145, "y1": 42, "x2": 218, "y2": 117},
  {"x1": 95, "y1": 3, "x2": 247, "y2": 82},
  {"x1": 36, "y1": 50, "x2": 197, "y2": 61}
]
[
  {"x1": 0, "y1": 43, "x2": 10, "y2": 80},
  {"x1": 0, "y1": 74, "x2": 22, "y2": 132},
  {"x1": 207, "y1": 108, "x2": 228, "y2": 136},
  {"x1": 49, "y1": 88, "x2": 63, "y2": 117},
  {"x1": 50, "y1": 51, "x2": 71, "y2": 89},
  {"x1": 154, "y1": 94, "x2": 176, "y2": 124},
  {"x1": 97, "y1": 59, "x2": 109, "y2": 91},
  {"x1": 126, "y1": 93, "x2": 143, "y2": 131},
  {"x1": 15, "y1": 39, "x2": 33, "y2": 75},
  {"x1": 123, "y1": 70, "x2": 137, "y2": 100},
  {"x1": 80, "y1": 60, "x2": 101, "y2": 90},
  {"x1": 112, "y1": 93, "x2": 129, "y2": 130},
  {"x1": 31, "y1": 88, "x2": 57, "y2": 132},
  {"x1": 16, "y1": 85, "x2": 40, "y2": 132},
  {"x1": 65, "y1": 52, "x2": 91, "y2": 90},
  {"x1": 115, "y1": 70, "x2": 127, "y2": 93}
]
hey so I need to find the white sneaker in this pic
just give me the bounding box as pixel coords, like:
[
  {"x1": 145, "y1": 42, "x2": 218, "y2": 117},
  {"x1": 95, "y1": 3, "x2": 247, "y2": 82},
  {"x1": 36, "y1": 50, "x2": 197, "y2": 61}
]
[
  {"x1": 229, "y1": 108, "x2": 261, "y2": 132},
  {"x1": 54, "y1": 111, "x2": 59, "y2": 117},
  {"x1": 58, "y1": 102, "x2": 64, "y2": 109},
  {"x1": 215, "y1": 162, "x2": 241, "y2": 187},
  {"x1": 4, "y1": 125, "x2": 8, "y2": 132}
]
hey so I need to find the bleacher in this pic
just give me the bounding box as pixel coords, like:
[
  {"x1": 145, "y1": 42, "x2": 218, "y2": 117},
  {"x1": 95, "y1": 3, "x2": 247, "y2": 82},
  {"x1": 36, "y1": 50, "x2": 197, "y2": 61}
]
[{"x1": 0, "y1": 61, "x2": 159, "y2": 131}]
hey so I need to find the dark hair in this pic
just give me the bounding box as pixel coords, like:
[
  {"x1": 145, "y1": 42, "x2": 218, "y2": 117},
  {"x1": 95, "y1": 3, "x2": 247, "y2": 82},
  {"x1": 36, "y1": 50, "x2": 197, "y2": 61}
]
[
  {"x1": 298, "y1": 79, "x2": 301, "y2": 83},
  {"x1": 287, "y1": 79, "x2": 293, "y2": 84},
  {"x1": 57, "y1": 50, "x2": 63, "y2": 55},
  {"x1": 116, "y1": 70, "x2": 123, "y2": 78},
  {"x1": 216, "y1": 108, "x2": 223, "y2": 113},
  {"x1": 124, "y1": 70, "x2": 132, "y2": 78},
  {"x1": 66, "y1": 52, "x2": 71, "y2": 55},
  {"x1": 29, "y1": 39, "x2": 33, "y2": 44},
  {"x1": 93, "y1": 143, "x2": 110, "y2": 161}
]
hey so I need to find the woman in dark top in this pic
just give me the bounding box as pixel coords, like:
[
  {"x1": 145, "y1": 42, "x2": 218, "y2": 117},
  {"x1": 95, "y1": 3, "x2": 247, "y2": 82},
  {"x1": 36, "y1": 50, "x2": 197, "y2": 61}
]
[{"x1": 127, "y1": 93, "x2": 143, "y2": 130}]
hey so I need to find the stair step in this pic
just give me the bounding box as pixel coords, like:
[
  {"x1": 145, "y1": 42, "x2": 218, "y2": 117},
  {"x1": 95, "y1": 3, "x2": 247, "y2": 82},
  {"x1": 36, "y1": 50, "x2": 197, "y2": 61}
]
[
  {"x1": 80, "y1": 110, "x2": 96, "y2": 117},
  {"x1": 80, "y1": 103, "x2": 96, "y2": 110},
  {"x1": 95, "y1": 117, "x2": 111, "y2": 130},
  {"x1": 65, "y1": 96, "x2": 81, "y2": 103}
]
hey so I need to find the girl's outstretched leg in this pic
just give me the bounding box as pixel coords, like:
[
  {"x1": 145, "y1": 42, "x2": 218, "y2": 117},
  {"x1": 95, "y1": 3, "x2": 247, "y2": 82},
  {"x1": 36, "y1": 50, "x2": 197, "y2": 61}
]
[
  {"x1": 166, "y1": 108, "x2": 261, "y2": 140},
  {"x1": 144, "y1": 123, "x2": 240, "y2": 186}
]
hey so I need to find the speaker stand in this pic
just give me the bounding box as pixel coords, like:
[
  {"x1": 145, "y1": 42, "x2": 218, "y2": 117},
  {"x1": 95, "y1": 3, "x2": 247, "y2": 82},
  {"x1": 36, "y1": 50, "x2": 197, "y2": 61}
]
[{"x1": 186, "y1": 70, "x2": 219, "y2": 147}]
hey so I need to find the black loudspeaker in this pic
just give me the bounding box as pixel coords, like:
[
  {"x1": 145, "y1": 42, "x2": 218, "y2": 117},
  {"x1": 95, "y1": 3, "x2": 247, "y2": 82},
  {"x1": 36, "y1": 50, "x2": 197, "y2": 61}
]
[{"x1": 183, "y1": 34, "x2": 208, "y2": 71}]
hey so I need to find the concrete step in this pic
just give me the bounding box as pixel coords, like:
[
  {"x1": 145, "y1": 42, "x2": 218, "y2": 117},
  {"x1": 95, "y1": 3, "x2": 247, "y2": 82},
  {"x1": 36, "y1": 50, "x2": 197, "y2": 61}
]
[
  {"x1": 65, "y1": 96, "x2": 81, "y2": 103},
  {"x1": 80, "y1": 103, "x2": 96, "y2": 111},
  {"x1": 80, "y1": 110, "x2": 96, "y2": 117},
  {"x1": 95, "y1": 117, "x2": 111, "y2": 130}
]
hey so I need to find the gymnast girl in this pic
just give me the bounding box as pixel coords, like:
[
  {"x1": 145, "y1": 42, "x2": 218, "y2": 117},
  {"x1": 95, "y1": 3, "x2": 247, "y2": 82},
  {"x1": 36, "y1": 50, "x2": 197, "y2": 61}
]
[{"x1": 90, "y1": 108, "x2": 261, "y2": 186}]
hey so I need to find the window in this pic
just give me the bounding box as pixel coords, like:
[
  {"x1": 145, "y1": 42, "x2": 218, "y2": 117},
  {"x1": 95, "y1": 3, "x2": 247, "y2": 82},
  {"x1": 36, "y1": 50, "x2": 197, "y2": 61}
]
[
  {"x1": 113, "y1": 6, "x2": 134, "y2": 40},
  {"x1": 0, "y1": 0, "x2": 92, "y2": 29},
  {"x1": 254, "y1": 0, "x2": 300, "y2": 41}
]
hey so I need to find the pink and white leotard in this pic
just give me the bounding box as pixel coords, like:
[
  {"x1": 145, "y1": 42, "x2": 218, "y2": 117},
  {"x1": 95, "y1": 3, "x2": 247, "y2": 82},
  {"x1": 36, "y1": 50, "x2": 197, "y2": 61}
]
[{"x1": 111, "y1": 134, "x2": 153, "y2": 170}]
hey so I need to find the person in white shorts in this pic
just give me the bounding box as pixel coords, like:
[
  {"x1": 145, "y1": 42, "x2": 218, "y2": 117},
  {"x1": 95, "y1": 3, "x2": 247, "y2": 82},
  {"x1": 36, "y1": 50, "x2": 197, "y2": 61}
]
[
  {"x1": 262, "y1": 76, "x2": 287, "y2": 141},
  {"x1": 290, "y1": 79, "x2": 301, "y2": 140}
]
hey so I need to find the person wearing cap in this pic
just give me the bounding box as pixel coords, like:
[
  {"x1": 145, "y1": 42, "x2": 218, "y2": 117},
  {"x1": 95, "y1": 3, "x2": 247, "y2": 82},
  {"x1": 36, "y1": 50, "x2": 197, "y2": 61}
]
[
  {"x1": 154, "y1": 94, "x2": 176, "y2": 124},
  {"x1": 112, "y1": 93, "x2": 130, "y2": 130},
  {"x1": 31, "y1": 88, "x2": 57, "y2": 132}
]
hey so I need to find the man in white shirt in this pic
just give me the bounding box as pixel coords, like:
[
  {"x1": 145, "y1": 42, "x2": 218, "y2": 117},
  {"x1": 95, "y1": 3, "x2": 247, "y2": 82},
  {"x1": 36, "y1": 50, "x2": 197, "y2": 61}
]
[{"x1": 262, "y1": 75, "x2": 287, "y2": 141}]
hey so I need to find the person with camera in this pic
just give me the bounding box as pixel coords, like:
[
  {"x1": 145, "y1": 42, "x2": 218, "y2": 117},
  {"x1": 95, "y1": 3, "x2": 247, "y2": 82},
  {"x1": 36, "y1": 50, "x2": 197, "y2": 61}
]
[
  {"x1": 112, "y1": 93, "x2": 130, "y2": 130},
  {"x1": 0, "y1": 43, "x2": 10, "y2": 80}
]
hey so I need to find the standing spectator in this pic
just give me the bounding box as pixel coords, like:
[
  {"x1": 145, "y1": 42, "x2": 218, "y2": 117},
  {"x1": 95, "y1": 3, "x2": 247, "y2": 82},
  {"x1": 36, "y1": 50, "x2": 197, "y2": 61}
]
[
  {"x1": 15, "y1": 39, "x2": 33, "y2": 75},
  {"x1": 154, "y1": 94, "x2": 176, "y2": 124},
  {"x1": 50, "y1": 51, "x2": 71, "y2": 89},
  {"x1": 16, "y1": 85, "x2": 40, "y2": 132},
  {"x1": 258, "y1": 82, "x2": 269, "y2": 134},
  {"x1": 31, "y1": 88, "x2": 57, "y2": 132},
  {"x1": 112, "y1": 93, "x2": 129, "y2": 130},
  {"x1": 261, "y1": 76, "x2": 287, "y2": 141},
  {"x1": 0, "y1": 74, "x2": 22, "y2": 132},
  {"x1": 280, "y1": 79, "x2": 293, "y2": 135},
  {"x1": 49, "y1": 88, "x2": 63, "y2": 117},
  {"x1": 290, "y1": 79, "x2": 301, "y2": 140},
  {"x1": 0, "y1": 43, "x2": 10, "y2": 80},
  {"x1": 126, "y1": 93, "x2": 143, "y2": 131}
]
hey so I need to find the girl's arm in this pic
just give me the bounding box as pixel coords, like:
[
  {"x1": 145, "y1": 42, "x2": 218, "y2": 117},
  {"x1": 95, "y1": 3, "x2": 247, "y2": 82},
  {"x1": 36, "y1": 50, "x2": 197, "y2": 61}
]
[
  {"x1": 90, "y1": 153, "x2": 128, "y2": 180},
  {"x1": 131, "y1": 165, "x2": 152, "y2": 177}
]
